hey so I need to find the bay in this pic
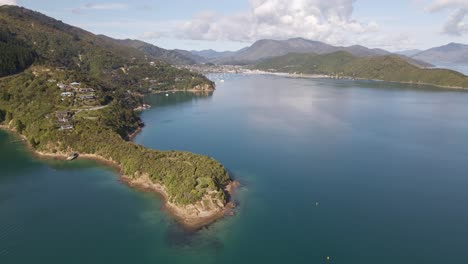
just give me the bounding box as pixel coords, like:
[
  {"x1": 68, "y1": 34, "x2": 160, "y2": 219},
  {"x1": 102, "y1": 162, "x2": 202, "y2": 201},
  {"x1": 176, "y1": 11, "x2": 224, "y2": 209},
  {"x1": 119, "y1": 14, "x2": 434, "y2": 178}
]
[{"x1": 2, "y1": 74, "x2": 468, "y2": 263}]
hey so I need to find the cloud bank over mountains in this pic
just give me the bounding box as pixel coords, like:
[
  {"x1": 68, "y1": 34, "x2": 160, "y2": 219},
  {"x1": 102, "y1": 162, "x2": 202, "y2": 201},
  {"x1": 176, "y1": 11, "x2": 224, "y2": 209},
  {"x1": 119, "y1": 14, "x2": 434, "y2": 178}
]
[
  {"x1": 176, "y1": 0, "x2": 379, "y2": 45},
  {"x1": 1, "y1": 0, "x2": 466, "y2": 51}
]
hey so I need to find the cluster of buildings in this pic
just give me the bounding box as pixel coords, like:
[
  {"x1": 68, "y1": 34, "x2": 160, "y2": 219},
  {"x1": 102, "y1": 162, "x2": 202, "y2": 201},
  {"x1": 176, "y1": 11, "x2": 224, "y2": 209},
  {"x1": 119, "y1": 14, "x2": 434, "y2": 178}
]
[
  {"x1": 55, "y1": 111, "x2": 74, "y2": 131},
  {"x1": 58, "y1": 82, "x2": 97, "y2": 102}
]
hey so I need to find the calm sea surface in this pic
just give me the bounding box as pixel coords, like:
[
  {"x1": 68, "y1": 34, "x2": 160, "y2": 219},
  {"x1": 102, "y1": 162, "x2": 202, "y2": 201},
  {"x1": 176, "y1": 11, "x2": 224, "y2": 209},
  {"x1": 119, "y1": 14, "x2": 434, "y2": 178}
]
[{"x1": 1, "y1": 74, "x2": 468, "y2": 263}]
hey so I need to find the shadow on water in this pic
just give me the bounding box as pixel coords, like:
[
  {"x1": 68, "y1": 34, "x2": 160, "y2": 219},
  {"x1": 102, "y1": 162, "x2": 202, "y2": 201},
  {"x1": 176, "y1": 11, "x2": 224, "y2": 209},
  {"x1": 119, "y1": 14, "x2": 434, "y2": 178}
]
[
  {"x1": 143, "y1": 91, "x2": 214, "y2": 108},
  {"x1": 42, "y1": 158, "x2": 117, "y2": 173},
  {"x1": 162, "y1": 169, "x2": 246, "y2": 251},
  {"x1": 164, "y1": 223, "x2": 225, "y2": 252}
]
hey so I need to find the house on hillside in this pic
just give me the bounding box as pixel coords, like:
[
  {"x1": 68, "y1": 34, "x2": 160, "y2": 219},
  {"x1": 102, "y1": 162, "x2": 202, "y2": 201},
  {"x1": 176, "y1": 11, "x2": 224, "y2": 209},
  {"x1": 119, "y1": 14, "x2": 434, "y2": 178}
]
[
  {"x1": 78, "y1": 88, "x2": 95, "y2": 93},
  {"x1": 79, "y1": 95, "x2": 95, "y2": 100},
  {"x1": 61, "y1": 92, "x2": 73, "y2": 97},
  {"x1": 56, "y1": 111, "x2": 71, "y2": 123},
  {"x1": 58, "y1": 83, "x2": 74, "y2": 92},
  {"x1": 59, "y1": 125, "x2": 74, "y2": 131}
]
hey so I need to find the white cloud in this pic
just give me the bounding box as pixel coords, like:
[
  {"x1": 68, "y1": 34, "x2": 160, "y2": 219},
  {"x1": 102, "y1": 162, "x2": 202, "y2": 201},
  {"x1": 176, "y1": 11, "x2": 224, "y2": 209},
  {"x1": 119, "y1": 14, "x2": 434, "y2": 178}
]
[
  {"x1": 443, "y1": 8, "x2": 468, "y2": 35},
  {"x1": 72, "y1": 2, "x2": 128, "y2": 14},
  {"x1": 428, "y1": 0, "x2": 468, "y2": 11},
  {"x1": 0, "y1": 0, "x2": 17, "y2": 5},
  {"x1": 84, "y1": 3, "x2": 128, "y2": 10},
  {"x1": 174, "y1": 0, "x2": 379, "y2": 46},
  {"x1": 428, "y1": 0, "x2": 468, "y2": 36}
]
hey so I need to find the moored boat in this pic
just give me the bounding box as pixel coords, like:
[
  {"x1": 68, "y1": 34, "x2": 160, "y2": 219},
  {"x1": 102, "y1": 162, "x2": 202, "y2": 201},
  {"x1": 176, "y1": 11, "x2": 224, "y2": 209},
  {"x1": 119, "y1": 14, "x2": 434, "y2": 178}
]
[{"x1": 66, "y1": 152, "x2": 79, "y2": 161}]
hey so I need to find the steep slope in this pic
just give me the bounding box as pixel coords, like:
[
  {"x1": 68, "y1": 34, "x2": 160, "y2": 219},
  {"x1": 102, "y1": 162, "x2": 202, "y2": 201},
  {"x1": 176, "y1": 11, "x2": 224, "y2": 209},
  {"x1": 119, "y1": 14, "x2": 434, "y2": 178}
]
[
  {"x1": 412, "y1": 43, "x2": 468, "y2": 64},
  {"x1": 0, "y1": 5, "x2": 212, "y2": 88},
  {"x1": 99, "y1": 36, "x2": 203, "y2": 65},
  {"x1": 174, "y1": 49, "x2": 207, "y2": 64},
  {"x1": 255, "y1": 51, "x2": 468, "y2": 88},
  {"x1": 0, "y1": 5, "x2": 232, "y2": 227},
  {"x1": 0, "y1": 29, "x2": 36, "y2": 76}
]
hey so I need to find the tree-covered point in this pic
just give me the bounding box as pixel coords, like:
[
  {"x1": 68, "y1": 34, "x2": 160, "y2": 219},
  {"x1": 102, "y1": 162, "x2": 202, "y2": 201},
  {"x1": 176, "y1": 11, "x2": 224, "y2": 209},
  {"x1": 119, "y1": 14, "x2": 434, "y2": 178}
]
[
  {"x1": 0, "y1": 5, "x2": 228, "y2": 206},
  {"x1": 0, "y1": 67, "x2": 229, "y2": 206},
  {"x1": 254, "y1": 51, "x2": 468, "y2": 88}
]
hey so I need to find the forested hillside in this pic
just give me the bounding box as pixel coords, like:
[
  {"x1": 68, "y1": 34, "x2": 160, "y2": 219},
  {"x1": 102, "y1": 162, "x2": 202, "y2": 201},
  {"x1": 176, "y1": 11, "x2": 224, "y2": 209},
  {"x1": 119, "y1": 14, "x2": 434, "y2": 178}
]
[
  {"x1": 255, "y1": 51, "x2": 468, "y2": 88},
  {"x1": 0, "y1": 5, "x2": 230, "y2": 208}
]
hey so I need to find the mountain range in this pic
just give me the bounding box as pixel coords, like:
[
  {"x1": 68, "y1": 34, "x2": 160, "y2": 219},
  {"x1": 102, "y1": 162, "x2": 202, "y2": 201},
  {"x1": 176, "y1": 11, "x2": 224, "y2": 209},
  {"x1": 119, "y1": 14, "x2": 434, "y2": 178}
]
[
  {"x1": 410, "y1": 43, "x2": 468, "y2": 65},
  {"x1": 60, "y1": 33, "x2": 467, "y2": 69},
  {"x1": 91, "y1": 38, "x2": 468, "y2": 67},
  {"x1": 0, "y1": 4, "x2": 466, "y2": 89},
  {"x1": 204, "y1": 38, "x2": 391, "y2": 64}
]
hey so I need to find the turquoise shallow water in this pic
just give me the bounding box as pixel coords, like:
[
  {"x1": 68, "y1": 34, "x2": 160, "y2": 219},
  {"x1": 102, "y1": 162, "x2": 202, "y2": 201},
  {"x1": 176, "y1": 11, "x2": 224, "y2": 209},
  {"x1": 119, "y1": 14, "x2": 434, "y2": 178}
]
[{"x1": 2, "y1": 74, "x2": 468, "y2": 263}]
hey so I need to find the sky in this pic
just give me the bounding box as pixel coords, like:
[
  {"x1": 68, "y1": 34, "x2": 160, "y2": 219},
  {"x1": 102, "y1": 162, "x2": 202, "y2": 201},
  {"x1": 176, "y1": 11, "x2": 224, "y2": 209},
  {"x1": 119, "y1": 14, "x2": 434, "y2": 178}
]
[{"x1": 1, "y1": 0, "x2": 467, "y2": 52}]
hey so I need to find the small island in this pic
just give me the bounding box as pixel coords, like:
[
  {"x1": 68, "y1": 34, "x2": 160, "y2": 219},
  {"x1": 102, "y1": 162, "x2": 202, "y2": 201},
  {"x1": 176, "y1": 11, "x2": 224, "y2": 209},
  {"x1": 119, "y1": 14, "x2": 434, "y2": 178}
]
[{"x1": 0, "y1": 6, "x2": 235, "y2": 229}]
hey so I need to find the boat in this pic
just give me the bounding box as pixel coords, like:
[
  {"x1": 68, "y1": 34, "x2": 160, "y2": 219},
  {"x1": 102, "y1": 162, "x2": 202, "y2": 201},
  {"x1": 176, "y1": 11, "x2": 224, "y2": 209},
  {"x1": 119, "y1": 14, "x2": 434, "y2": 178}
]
[
  {"x1": 66, "y1": 152, "x2": 79, "y2": 161},
  {"x1": 165, "y1": 93, "x2": 169, "y2": 97}
]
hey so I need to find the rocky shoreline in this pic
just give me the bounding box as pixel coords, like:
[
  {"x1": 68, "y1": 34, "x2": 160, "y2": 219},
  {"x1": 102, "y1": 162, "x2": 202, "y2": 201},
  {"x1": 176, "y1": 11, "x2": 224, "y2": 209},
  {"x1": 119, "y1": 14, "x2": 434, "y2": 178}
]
[
  {"x1": 151, "y1": 83, "x2": 216, "y2": 94},
  {"x1": 122, "y1": 175, "x2": 238, "y2": 230},
  {"x1": 0, "y1": 124, "x2": 237, "y2": 230}
]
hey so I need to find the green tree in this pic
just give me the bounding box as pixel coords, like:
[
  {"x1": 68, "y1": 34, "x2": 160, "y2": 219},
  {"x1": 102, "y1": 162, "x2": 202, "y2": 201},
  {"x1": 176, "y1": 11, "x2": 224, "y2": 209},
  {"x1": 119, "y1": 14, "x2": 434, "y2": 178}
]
[
  {"x1": 0, "y1": 109, "x2": 5, "y2": 123},
  {"x1": 15, "y1": 119, "x2": 26, "y2": 133}
]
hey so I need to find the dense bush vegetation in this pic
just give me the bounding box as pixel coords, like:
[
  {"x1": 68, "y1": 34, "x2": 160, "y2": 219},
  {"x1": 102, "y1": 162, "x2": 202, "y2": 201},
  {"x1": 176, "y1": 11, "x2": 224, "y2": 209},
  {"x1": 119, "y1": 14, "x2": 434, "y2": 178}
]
[
  {"x1": 0, "y1": 6, "x2": 213, "y2": 92},
  {"x1": 0, "y1": 30, "x2": 36, "y2": 77},
  {"x1": 0, "y1": 6, "x2": 228, "y2": 206},
  {"x1": 0, "y1": 66, "x2": 228, "y2": 205}
]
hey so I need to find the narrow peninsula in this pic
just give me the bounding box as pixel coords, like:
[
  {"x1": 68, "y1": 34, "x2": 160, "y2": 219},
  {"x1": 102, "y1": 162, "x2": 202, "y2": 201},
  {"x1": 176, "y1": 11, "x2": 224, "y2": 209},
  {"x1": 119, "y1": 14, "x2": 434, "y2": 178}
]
[{"x1": 0, "y1": 6, "x2": 234, "y2": 229}]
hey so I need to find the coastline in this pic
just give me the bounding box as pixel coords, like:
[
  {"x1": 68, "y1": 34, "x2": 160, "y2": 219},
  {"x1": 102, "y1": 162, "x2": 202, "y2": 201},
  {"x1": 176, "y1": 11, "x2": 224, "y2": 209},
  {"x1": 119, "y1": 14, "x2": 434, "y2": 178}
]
[
  {"x1": 0, "y1": 124, "x2": 237, "y2": 230},
  {"x1": 245, "y1": 70, "x2": 468, "y2": 90},
  {"x1": 151, "y1": 82, "x2": 216, "y2": 94},
  {"x1": 151, "y1": 88, "x2": 215, "y2": 94},
  {"x1": 127, "y1": 124, "x2": 144, "y2": 141}
]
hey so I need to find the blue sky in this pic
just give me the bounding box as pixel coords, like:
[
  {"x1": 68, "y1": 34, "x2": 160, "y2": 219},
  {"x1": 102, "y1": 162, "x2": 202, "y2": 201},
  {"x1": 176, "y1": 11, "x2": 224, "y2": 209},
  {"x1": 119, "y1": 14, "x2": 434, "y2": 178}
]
[{"x1": 3, "y1": 0, "x2": 468, "y2": 51}]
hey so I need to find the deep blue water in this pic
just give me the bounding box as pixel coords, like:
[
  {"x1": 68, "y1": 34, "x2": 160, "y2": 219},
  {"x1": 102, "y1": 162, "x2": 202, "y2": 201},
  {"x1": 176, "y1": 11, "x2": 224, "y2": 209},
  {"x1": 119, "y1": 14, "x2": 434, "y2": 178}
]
[{"x1": 2, "y1": 74, "x2": 468, "y2": 263}]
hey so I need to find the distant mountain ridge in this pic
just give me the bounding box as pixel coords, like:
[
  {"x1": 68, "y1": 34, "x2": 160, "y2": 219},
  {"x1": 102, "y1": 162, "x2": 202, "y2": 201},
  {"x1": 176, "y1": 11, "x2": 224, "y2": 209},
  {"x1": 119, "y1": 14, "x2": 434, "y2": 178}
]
[
  {"x1": 190, "y1": 49, "x2": 236, "y2": 59},
  {"x1": 210, "y1": 38, "x2": 392, "y2": 63},
  {"x1": 191, "y1": 38, "x2": 431, "y2": 67},
  {"x1": 98, "y1": 36, "x2": 202, "y2": 65},
  {"x1": 411, "y1": 43, "x2": 468, "y2": 64}
]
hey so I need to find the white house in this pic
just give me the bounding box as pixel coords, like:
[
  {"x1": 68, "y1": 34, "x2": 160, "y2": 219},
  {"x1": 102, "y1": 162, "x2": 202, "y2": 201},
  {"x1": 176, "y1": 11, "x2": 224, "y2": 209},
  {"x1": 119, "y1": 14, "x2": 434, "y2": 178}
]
[{"x1": 61, "y1": 92, "x2": 73, "y2": 97}]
